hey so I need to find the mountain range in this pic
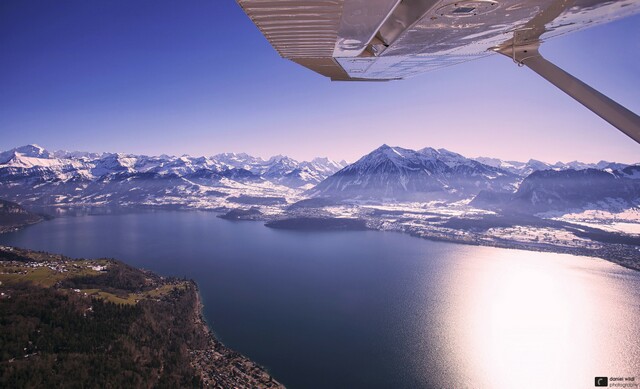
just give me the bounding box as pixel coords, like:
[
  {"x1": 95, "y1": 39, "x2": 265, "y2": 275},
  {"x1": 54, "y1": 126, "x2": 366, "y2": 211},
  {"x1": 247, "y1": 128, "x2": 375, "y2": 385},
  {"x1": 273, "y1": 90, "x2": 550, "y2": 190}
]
[
  {"x1": 0, "y1": 145, "x2": 346, "y2": 208},
  {"x1": 0, "y1": 144, "x2": 638, "y2": 213},
  {"x1": 0, "y1": 145, "x2": 346, "y2": 187},
  {"x1": 473, "y1": 156, "x2": 629, "y2": 177}
]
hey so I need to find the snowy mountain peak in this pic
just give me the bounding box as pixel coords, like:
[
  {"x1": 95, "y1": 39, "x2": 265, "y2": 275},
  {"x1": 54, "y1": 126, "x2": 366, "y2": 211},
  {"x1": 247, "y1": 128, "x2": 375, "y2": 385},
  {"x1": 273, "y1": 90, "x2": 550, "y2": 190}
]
[
  {"x1": 356, "y1": 145, "x2": 474, "y2": 169},
  {"x1": 311, "y1": 157, "x2": 332, "y2": 165},
  {"x1": 310, "y1": 157, "x2": 346, "y2": 171},
  {"x1": 266, "y1": 155, "x2": 298, "y2": 165},
  {"x1": 53, "y1": 150, "x2": 104, "y2": 160},
  {"x1": 0, "y1": 144, "x2": 52, "y2": 164},
  {"x1": 360, "y1": 145, "x2": 413, "y2": 162},
  {"x1": 16, "y1": 144, "x2": 50, "y2": 158},
  {"x1": 213, "y1": 152, "x2": 265, "y2": 168},
  {"x1": 417, "y1": 147, "x2": 438, "y2": 158},
  {"x1": 525, "y1": 159, "x2": 554, "y2": 171},
  {"x1": 417, "y1": 147, "x2": 469, "y2": 167},
  {"x1": 381, "y1": 146, "x2": 405, "y2": 159},
  {"x1": 310, "y1": 145, "x2": 517, "y2": 201}
]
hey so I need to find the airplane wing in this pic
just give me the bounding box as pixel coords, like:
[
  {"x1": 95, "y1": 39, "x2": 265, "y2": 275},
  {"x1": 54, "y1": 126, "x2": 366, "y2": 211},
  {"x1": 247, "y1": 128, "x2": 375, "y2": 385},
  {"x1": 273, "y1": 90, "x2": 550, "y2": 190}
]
[
  {"x1": 236, "y1": 0, "x2": 640, "y2": 81},
  {"x1": 236, "y1": 0, "x2": 640, "y2": 142}
]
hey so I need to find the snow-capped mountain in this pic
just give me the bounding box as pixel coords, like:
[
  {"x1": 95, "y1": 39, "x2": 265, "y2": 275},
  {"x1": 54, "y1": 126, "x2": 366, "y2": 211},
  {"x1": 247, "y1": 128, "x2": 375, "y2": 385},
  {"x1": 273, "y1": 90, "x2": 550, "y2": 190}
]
[
  {"x1": 0, "y1": 145, "x2": 52, "y2": 162},
  {"x1": 307, "y1": 157, "x2": 346, "y2": 175},
  {"x1": 309, "y1": 145, "x2": 519, "y2": 201},
  {"x1": 51, "y1": 149, "x2": 106, "y2": 160},
  {"x1": 474, "y1": 156, "x2": 631, "y2": 177},
  {"x1": 270, "y1": 158, "x2": 349, "y2": 189},
  {"x1": 260, "y1": 155, "x2": 302, "y2": 179},
  {"x1": 0, "y1": 145, "x2": 345, "y2": 207},
  {"x1": 213, "y1": 152, "x2": 265, "y2": 171},
  {"x1": 213, "y1": 152, "x2": 347, "y2": 188}
]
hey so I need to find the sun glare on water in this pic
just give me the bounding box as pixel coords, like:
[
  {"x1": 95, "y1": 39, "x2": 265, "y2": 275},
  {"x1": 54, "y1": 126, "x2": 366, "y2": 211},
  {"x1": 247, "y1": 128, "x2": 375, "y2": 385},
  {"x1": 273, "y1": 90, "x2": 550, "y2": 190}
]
[{"x1": 438, "y1": 249, "x2": 639, "y2": 389}]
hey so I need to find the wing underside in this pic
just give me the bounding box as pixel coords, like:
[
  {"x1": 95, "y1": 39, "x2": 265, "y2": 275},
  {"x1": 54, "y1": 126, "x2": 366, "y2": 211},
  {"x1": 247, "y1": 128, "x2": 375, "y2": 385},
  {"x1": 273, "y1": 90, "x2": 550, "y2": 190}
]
[{"x1": 237, "y1": 0, "x2": 640, "y2": 81}]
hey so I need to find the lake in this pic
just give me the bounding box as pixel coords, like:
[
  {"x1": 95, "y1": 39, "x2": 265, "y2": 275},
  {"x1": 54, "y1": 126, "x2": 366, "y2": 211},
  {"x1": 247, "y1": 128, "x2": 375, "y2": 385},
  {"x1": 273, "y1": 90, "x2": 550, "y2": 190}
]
[{"x1": 1, "y1": 211, "x2": 639, "y2": 388}]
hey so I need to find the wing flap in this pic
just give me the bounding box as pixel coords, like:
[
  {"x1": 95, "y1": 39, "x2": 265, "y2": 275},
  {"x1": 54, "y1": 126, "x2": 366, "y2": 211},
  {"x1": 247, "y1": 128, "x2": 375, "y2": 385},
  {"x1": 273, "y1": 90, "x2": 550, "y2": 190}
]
[{"x1": 237, "y1": 0, "x2": 344, "y2": 58}]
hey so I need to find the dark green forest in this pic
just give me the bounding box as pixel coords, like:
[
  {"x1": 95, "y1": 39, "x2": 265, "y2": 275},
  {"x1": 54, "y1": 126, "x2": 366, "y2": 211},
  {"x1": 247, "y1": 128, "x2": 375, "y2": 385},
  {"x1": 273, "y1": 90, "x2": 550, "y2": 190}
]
[{"x1": 0, "y1": 250, "x2": 207, "y2": 388}]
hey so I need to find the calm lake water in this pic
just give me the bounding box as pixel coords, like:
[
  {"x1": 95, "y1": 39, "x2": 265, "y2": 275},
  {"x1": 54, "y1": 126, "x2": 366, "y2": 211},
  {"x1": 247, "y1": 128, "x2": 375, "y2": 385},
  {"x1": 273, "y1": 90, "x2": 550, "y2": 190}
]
[{"x1": 1, "y1": 211, "x2": 639, "y2": 388}]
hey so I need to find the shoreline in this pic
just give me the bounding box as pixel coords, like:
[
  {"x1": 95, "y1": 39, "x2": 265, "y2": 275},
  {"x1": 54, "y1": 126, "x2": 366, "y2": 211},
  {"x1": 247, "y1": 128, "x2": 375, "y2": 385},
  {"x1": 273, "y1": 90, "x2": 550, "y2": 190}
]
[
  {"x1": 0, "y1": 218, "x2": 43, "y2": 234},
  {"x1": 254, "y1": 213, "x2": 640, "y2": 272},
  {"x1": 363, "y1": 216, "x2": 640, "y2": 272},
  {"x1": 189, "y1": 284, "x2": 285, "y2": 388},
  {"x1": 3, "y1": 207, "x2": 639, "y2": 272},
  {"x1": 402, "y1": 228, "x2": 640, "y2": 272}
]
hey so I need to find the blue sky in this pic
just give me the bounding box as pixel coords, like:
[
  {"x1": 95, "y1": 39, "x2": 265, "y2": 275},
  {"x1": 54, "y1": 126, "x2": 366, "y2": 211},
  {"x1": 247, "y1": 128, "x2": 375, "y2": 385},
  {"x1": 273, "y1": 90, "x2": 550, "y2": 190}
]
[{"x1": 1, "y1": 0, "x2": 639, "y2": 163}]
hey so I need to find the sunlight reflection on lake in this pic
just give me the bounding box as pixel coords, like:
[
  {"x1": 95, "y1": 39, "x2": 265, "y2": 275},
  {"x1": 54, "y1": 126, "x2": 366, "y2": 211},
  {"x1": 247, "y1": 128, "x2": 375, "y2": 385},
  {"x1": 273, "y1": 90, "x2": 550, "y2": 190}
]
[{"x1": 443, "y1": 250, "x2": 640, "y2": 388}]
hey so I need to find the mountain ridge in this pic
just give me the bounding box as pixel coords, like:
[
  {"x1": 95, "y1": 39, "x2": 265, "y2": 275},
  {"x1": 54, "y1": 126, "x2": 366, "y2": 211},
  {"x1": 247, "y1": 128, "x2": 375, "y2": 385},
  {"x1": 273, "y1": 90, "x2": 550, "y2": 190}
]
[{"x1": 1, "y1": 144, "x2": 638, "y2": 212}]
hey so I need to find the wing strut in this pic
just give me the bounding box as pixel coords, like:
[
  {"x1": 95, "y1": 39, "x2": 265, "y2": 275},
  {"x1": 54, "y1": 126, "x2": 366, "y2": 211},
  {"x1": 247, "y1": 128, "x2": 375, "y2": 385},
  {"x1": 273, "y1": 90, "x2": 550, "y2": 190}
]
[{"x1": 499, "y1": 45, "x2": 640, "y2": 144}]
